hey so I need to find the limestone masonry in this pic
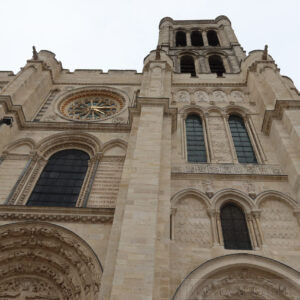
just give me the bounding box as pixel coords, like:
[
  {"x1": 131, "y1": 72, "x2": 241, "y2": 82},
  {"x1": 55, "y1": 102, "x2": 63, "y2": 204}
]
[{"x1": 0, "y1": 16, "x2": 300, "y2": 299}]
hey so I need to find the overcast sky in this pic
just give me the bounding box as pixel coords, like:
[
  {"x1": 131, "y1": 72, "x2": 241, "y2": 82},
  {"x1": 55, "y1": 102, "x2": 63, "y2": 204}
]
[{"x1": 1, "y1": 0, "x2": 299, "y2": 89}]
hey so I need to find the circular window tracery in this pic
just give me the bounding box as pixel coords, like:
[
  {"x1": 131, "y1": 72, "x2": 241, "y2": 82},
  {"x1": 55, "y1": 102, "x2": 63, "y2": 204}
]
[{"x1": 59, "y1": 90, "x2": 125, "y2": 122}]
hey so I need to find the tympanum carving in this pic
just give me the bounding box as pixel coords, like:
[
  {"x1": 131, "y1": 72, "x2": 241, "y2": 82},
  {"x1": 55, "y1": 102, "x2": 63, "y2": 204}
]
[{"x1": 0, "y1": 222, "x2": 102, "y2": 300}]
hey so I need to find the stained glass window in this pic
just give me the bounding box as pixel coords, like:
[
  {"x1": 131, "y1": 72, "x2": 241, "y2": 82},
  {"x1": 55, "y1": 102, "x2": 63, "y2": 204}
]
[
  {"x1": 27, "y1": 149, "x2": 89, "y2": 207},
  {"x1": 186, "y1": 115, "x2": 207, "y2": 163},
  {"x1": 229, "y1": 115, "x2": 257, "y2": 163}
]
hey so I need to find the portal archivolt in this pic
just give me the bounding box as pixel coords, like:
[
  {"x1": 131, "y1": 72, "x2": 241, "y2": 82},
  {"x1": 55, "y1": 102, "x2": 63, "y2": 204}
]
[{"x1": 0, "y1": 222, "x2": 102, "y2": 300}]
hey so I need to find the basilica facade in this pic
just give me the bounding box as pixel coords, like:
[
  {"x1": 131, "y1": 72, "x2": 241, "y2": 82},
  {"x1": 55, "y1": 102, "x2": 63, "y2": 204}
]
[{"x1": 0, "y1": 15, "x2": 300, "y2": 299}]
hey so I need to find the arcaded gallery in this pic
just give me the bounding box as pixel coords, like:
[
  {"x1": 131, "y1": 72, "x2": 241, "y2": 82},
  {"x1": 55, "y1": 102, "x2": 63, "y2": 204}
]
[{"x1": 0, "y1": 15, "x2": 300, "y2": 300}]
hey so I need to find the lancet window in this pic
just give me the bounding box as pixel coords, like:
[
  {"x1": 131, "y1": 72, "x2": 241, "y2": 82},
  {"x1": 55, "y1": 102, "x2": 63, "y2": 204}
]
[
  {"x1": 186, "y1": 114, "x2": 207, "y2": 163},
  {"x1": 228, "y1": 115, "x2": 257, "y2": 164}
]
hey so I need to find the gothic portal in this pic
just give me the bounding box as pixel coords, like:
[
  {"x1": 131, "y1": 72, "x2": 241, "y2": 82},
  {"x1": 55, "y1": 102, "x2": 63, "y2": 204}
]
[{"x1": 0, "y1": 16, "x2": 300, "y2": 300}]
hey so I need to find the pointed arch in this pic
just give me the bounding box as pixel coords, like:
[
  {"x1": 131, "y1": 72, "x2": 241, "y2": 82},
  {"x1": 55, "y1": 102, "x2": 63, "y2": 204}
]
[
  {"x1": 102, "y1": 138, "x2": 128, "y2": 156},
  {"x1": 3, "y1": 137, "x2": 36, "y2": 154}
]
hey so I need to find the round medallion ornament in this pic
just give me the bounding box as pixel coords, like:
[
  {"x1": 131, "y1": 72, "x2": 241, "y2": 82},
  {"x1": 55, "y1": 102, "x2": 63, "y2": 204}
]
[{"x1": 59, "y1": 90, "x2": 125, "y2": 121}]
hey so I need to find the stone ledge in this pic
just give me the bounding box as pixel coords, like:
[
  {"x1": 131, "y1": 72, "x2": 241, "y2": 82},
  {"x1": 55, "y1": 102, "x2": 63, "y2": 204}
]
[
  {"x1": 0, "y1": 205, "x2": 114, "y2": 224},
  {"x1": 172, "y1": 163, "x2": 287, "y2": 177}
]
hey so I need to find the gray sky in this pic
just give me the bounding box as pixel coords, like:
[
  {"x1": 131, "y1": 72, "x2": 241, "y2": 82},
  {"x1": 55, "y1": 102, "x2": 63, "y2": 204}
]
[{"x1": 1, "y1": 0, "x2": 299, "y2": 89}]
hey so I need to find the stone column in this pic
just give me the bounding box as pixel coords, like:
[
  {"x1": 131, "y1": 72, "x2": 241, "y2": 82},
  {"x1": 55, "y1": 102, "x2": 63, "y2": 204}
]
[
  {"x1": 186, "y1": 31, "x2": 191, "y2": 46},
  {"x1": 208, "y1": 209, "x2": 219, "y2": 246},
  {"x1": 202, "y1": 30, "x2": 209, "y2": 46},
  {"x1": 110, "y1": 103, "x2": 166, "y2": 300},
  {"x1": 223, "y1": 113, "x2": 238, "y2": 163}
]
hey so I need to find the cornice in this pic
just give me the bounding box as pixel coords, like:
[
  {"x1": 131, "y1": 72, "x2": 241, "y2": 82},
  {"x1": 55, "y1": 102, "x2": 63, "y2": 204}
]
[
  {"x1": 262, "y1": 100, "x2": 300, "y2": 135},
  {"x1": 0, "y1": 205, "x2": 114, "y2": 224}
]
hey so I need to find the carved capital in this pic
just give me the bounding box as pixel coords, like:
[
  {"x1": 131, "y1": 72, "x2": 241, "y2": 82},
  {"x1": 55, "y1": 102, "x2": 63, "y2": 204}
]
[
  {"x1": 207, "y1": 208, "x2": 217, "y2": 218},
  {"x1": 251, "y1": 210, "x2": 262, "y2": 219}
]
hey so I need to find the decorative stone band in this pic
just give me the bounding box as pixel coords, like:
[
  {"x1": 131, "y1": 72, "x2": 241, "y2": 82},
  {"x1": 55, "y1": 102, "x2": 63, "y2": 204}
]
[
  {"x1": 0, "y1": 206, "x2": 114, "y2": 224},
  {"x1": 172, "y1": 163, "x2": 286, "y2": 177}
]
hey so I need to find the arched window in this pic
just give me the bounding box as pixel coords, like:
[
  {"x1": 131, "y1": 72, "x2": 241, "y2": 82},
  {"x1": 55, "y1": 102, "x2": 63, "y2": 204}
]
[
  {"x1": 176, "y1": 31, "x2": 187, "y2": 47},
  {"x1": 186, "y1": 114, "x2": 207, "y2": 162},
  {"x1": 27, "y1": 149, "x2": 89, "y2": 207},
  {"x1": 207, "y1": 30, "x2": 220, "y2": 46},
  {"x1": 209, "y1": 55, "x2": 226, "y2": 76},
  {"x1": 228, "y1": 115, "x2": 257, "y2": 164},
  {"x1": 191, "y1": 31, "x2": 204, "y2": 46},
  {"x1": 221, "y1": 203, "x2": 252, "y2": 250},
  {"x1": 180, "y1": 55, "x2": 196, "y2": 77}
]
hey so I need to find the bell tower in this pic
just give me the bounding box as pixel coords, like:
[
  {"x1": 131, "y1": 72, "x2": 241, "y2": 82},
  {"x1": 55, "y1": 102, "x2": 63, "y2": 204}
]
[{"x1": 158, "y1": 16, "x2": 246, "y2": 76}]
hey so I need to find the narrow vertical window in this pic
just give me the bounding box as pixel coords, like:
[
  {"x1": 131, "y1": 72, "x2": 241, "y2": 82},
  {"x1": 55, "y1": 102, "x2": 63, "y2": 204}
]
[
  {"x1": 176, "y1": 31, "x2": 187, "y2": 47},
  {"x1": 191, "y1": 31, "x2": 204, "y2": 46},
  {"x1": 228, "y1": 115, "x2": 257, "y2": 163},
  {"x1": 27, "y1": 149, "x2": 89, "y2": 207},
  {"x1": 207, "y1": 30, "x2": 220, "y2": 46},
  {"x1": 180, "y1": 55, "x2": 196, "y2": 77},
  {"x1": 221, "y1": 203, "x2": 252, "y2": 250},
  {"x1": 209, "y1": 55, "x2": 225, "y2": 76},
  {"x1": 186, "y1": 114, "x2": 207, "y2": 162}
]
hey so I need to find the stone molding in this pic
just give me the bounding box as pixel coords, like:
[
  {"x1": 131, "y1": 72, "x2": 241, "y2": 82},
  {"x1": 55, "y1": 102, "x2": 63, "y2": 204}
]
[
  {"x1": 262, "y1": 99, "x2": 300, "y2": 135},
  {"x1": 172, "y1": 163, "x2": 286, "y2": 177},
  {"x1": 0, "y1": 205, "x2": 114, "y2": 223}
]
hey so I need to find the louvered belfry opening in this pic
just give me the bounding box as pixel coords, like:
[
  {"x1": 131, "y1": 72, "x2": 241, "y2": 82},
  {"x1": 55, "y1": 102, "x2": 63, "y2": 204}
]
[
  {"x1": 191, "y1": 31, "x2": 204, "y2": 46},
  {"x1": 176, "y1": 31, "x2": 187, "y2": 47},
  {"x1": 228, "y1": 115, "x2": 257, "y2": 164},
  {"x1": 207, "y1": 30, "x2": 220, "y2": 46},
  {"x1": 27, "y1": 149, "x2": 89, "y2": 207},
  {"x1": 180, "y1": 55, "x2": 196, "y2": 77},
  {"x1": 209, "y1": 55, "x2": 225, "y2": 76},
  {"x1": 186, "y1": 114, "x2": 207, "y2": 163},
  {"x1": 221, "y1": 203, "x2": 252, "y2": 250}
]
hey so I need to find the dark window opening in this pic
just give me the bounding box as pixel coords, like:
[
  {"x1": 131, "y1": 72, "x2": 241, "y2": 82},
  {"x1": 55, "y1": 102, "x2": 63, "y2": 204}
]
[
  {"x1": 221, "y1": 203, "x2": 252, "y2": 250},
  {"x1": 0, "y1": 117, "x2": 13, "y2": 126},
  {"x1": 207, "y1": 30, "x2": 220, "y2": 46},
  {"x1": 186, "y1": 114, "x2": 207, "y2": 163},
  {"x1": 176, "y1": 31, "x2": 187, "y2": 47},
  {"x1": 180, "y1": 55, "x2": 196, "y2": 77},
  {"x1": 27, "y1": 149, "x2": 89, "y2": 207},
  {"x1": 209, "y1": 55, "x2": 226, "y2": 77},
  {"x1": 228, "y1": 115, "x2": 257, "y2": 164},
  {"x1": 191, "y1": 31, "x2": 204, "y2": 46}
]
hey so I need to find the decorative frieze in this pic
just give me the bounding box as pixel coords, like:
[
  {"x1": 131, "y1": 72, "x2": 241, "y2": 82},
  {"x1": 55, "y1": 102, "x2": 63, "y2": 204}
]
[
  {"x1": 172, "y1": 163, "x2": 286, "y2": 177},
  {"x1": 173, "y1": 89, "x2": 249, "y2": 105},
  {"x1": 0, "y1": 206, "x2": 114, "y2": 223}
]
